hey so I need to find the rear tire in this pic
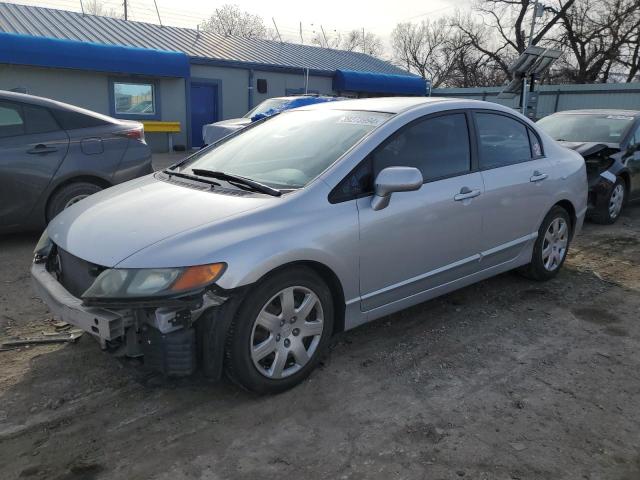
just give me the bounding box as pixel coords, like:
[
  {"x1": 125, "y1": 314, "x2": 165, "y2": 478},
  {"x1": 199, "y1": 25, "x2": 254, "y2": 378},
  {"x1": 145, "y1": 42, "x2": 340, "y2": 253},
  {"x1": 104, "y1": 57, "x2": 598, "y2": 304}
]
[
  {"x1": 224, "y1": 267, "x2": 334, "y2": 394},
  {"x1": 590, "y1": 177, "x2": 625, "y2": 225},
  {"x1": 519, "y1": 205, "x2": 572, "y2": 281},
  {"x1": 46, "y1": 182, "x2": 102, "y2": 222}
]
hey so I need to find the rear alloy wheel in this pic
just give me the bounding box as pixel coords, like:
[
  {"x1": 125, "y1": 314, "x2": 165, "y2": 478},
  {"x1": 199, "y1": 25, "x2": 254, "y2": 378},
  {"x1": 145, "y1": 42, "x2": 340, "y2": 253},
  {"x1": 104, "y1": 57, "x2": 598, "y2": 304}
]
[
  {"x1": 541, "y1": 217, "x2": 569, "y2": 272},
  {"x1": 591, "y1": 178, "x2": 626, "y2": 224},
  {"x1": 46, "y1": 182, "x2": 103, "y2": 222},
  {"x1": 519, "y1": 205, "x2": 572, "y2": 281},
  {"x1": 225, "y1": 267, "x2": 334, "y2": 394}
]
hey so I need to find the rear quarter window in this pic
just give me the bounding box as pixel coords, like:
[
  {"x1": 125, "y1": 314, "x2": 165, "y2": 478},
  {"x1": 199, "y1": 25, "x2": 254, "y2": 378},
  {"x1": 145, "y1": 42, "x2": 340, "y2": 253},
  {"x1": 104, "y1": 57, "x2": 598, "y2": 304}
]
[{"x1": 51, "y1": 109, "x2": 111, "y2": 130}]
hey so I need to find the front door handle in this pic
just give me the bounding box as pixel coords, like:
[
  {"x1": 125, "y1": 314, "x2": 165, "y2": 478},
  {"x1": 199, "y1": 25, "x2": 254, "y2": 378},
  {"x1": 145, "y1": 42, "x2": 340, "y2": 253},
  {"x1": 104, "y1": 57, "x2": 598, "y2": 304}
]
[
  {"x1": 454, "y1": 187, "x2": 481, "y2": 201},
  {"x1": 27, "y1": 144, "x2": 58, "y2": 154},
  {"x1": 530, "y1": 171, "x2": 548, "y2": 182}
]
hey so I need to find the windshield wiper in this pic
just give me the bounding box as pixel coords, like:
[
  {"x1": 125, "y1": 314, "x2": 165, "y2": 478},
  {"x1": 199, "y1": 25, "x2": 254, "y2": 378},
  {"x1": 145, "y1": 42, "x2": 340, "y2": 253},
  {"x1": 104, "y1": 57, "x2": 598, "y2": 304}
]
[
  {"x1": 162, "y1": 169, "x2": 220, "y2": 187},
  {"x1": 191, "y1": 169, "x2": 281, "y2": 197}
]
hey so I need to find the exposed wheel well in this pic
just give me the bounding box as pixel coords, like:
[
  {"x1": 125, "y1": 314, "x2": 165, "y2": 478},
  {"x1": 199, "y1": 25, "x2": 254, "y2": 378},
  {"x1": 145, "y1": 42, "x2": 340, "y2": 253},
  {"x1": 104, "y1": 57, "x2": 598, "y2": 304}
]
[
  {"x1": 554, "y1": 199, "x2": 576, "y2": 237},
  {"x1": 46, "y1": 176, "x2": 111, "y2": 222},
  {"x1": 619, "y1": 171, "x2": 631, "y2": 200},
  {"x1": 257, "y1": 261, "x2": 346, "y2": 335}
]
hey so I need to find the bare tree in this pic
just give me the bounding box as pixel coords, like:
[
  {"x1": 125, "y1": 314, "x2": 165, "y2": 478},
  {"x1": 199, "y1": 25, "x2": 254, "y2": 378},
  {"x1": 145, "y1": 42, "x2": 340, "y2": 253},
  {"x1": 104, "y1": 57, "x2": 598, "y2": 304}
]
[
  {"x1": 202, "y1": 4, "x2": 275, "y2": 40},
  {"x1": 622, "y1": 30, "x2": 640, "y2": 82},
  {"x1": 312, "y1": 29, "x2": 383, "y2": 57},
  {"x1": 83, "y1": 0, "x2": 121, "y2": 18},
  {"x1": 552, "y1": 0, "x2": 640, "y2": 83},
  {"x1": 391, "y1": 19, "x2": 457, "y2": 86},
  {"x1": 450, "y1": 0, "x2": 575, "y2": 79}
]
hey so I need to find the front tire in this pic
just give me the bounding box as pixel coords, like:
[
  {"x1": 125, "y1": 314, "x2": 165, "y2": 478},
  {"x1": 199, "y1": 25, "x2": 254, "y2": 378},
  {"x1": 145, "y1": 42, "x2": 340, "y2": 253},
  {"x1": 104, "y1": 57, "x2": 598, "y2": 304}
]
[
  {"x1": 519, "y1": 205, "x2": 572, "y2": 281},
  {"x1": 224, "y1": 267, "x2": 334, "y2": 394},
  {"x1": 591, "y1": 178, "x2": 625, "y2": 224}
]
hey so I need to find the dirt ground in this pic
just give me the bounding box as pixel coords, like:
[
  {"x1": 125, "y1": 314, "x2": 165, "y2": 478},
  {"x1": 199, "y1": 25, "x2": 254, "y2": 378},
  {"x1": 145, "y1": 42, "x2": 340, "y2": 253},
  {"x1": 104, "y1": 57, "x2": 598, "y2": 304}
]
[{"x1": 1, "y1": 205, "x2": 639, "y2": 480}]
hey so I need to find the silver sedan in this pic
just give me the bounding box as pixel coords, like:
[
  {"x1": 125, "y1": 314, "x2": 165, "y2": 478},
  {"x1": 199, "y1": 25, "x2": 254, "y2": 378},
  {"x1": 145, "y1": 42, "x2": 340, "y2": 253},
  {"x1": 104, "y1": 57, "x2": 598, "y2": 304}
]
[{"x1": 31, "y1": 98, "x2": 587, "y2": 393}]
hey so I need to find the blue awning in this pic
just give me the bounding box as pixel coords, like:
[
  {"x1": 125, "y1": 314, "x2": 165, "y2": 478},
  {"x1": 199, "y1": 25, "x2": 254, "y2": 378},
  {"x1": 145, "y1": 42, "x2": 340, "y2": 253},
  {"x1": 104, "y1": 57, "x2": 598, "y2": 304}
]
[
  {"x1": 333, "y1": 69, "x2": 428, "y2": 96},
  {"x1": 0, "y1": 32, "x2": 190, "y2": 78}
]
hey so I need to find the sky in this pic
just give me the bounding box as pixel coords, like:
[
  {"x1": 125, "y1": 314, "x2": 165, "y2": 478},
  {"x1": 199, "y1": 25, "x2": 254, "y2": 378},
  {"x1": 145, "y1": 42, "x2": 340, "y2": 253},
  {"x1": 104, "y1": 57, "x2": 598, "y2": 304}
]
[{"x1": 7, "y1": 0, "x2": 471, "y2": 55}]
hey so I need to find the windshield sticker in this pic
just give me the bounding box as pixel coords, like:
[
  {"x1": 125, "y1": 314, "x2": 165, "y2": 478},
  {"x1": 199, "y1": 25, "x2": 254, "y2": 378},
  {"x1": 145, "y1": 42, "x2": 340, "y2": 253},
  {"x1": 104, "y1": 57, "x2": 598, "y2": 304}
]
[
  {"x1": 606, "y1": 115, "x2": 634, "y2": 121},
  {"x1": 338, "y1": 114, "x2": 387, "y2": 126}
]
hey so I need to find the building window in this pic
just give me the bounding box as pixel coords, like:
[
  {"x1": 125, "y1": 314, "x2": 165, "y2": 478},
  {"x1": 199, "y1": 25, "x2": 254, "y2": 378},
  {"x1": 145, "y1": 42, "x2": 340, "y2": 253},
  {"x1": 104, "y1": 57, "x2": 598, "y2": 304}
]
[
  {"x1": 257, "y1": 79, "x2": 268, "y2": 94},
  {"x1": 113, "y1": 82, "x2": 155, "y2": 116}
]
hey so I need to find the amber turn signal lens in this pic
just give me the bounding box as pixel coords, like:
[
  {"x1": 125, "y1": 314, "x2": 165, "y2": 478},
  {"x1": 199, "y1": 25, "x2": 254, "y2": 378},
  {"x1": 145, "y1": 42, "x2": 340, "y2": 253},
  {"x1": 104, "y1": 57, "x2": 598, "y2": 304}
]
[{"x1": 170, "y1": 263, "x2": 226, "y2": 292}]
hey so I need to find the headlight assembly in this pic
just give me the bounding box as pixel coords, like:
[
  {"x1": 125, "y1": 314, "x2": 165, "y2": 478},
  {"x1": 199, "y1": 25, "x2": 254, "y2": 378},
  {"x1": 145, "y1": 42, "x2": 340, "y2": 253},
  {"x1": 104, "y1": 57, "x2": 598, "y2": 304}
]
[
  {"x1": 33, "y1": 229, "x2": 53, "y2": 263},
  {"x1": 82, "y1": 263, "x2": 226, "y2": 300}
]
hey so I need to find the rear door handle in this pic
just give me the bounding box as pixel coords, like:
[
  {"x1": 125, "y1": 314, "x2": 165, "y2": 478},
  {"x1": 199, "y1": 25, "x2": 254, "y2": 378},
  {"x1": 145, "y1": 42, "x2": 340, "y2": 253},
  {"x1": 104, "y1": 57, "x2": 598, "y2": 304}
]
[
  {"x1": 530, "y1": 171, "x2": 548, "y2": 182},
  {"x1": 27, "y1": 144, "x2": 58, "y2": 154},
  {"x1": 454, "y1": 187, "x2": 481, "y2": 201}
]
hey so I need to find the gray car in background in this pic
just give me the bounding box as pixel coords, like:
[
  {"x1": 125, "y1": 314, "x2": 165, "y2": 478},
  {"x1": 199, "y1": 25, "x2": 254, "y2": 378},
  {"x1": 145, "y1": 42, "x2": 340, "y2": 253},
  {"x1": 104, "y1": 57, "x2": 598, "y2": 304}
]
[
  {"x1": 0, "y1": 90, "x2": 152, "y2": 233},
  {"x1": 31, "y1": 98, "x2": 587, "y2": 393}
]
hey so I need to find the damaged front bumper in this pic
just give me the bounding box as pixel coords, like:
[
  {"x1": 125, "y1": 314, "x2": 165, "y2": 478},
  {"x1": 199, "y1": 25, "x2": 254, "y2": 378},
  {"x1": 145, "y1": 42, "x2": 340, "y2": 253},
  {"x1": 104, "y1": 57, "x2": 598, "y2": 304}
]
[
  {"x1": 30, "y1": 262, "x2": 234, "y2": 377},
  {"x1": 31, "y1": 262, "x2": 127, "y2": 341}
]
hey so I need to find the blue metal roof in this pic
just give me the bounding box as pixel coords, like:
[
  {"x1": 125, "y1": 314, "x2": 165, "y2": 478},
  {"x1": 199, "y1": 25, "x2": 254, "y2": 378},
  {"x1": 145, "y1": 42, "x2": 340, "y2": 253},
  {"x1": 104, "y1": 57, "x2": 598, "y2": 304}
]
[
  {"x1": 0, "y1": 32, "x2": 190, "y2": 77},
  {"x1": 0, "y1": 3, "x2": 411, "y2": 76},
  {"x1": 333, "y1": 70, "x2": 429, "y2": 95}
]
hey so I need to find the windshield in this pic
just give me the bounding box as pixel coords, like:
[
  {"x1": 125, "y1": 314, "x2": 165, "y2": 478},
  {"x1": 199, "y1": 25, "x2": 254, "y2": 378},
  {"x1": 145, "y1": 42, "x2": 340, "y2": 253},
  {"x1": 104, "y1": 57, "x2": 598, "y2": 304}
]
[
  {"x1": 177, "y1": 109, "x2": 391, "y2": 189},
  {"x1": 244, "y1": 98, "x2": 290, "y2": 119},
  {"x1": 537, "y1": 113, "x2": 635, "y2": 143}
]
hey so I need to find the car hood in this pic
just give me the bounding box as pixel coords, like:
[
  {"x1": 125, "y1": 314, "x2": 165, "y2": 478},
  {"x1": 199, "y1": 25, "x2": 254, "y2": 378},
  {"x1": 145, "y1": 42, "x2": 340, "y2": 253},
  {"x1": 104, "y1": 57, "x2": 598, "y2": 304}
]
[
  {"x1": 47, "y1": 174, "x2": 274, "y2": 267},
  {"x1": 558, "y1": 141, "x2": 621, "y2": 157},
  {"x1": 202, "y1": 118, "x2": 251, "y2": 145}
]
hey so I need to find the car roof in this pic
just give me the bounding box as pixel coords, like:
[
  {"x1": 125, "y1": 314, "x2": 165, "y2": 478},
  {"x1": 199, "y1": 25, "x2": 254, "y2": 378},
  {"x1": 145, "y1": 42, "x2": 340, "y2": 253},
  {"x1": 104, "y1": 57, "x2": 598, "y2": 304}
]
[
  {"x1": 0, "y1": 89, "x2": 120, "y2": 124},
  {"x1": 298, "y1": 96, "x2": 495, "y2": 114},
  {"x1": 550, "y1": 109, "x2": 640, "y2": 117}
]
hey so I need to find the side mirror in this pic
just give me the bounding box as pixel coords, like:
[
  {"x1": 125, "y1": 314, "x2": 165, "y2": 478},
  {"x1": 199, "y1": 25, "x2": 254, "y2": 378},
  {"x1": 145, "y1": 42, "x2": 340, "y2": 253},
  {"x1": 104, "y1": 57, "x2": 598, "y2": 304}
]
[{"x1": 371, "y1": 166, "x2": 423, "y2": 211}]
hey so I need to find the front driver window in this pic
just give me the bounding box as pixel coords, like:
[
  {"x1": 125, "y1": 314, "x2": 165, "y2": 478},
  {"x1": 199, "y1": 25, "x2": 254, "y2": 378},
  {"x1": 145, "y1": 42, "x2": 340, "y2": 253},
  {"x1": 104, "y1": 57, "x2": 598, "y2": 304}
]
[{"x1": 371, "y1": 113, "x2": 471, "y2": 182}]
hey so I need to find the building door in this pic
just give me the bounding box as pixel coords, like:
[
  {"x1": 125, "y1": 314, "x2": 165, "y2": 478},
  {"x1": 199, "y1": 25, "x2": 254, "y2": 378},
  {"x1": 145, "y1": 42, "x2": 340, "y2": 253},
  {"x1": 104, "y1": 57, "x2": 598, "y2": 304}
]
[{"x1": 190, "y1": 82, "x2": 218, "y2": 148}]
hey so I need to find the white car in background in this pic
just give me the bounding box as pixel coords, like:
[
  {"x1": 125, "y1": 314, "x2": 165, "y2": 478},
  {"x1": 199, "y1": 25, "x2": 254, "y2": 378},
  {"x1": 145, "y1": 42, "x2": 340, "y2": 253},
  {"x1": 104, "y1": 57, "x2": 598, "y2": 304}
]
[{"x1": 202, "y1": 95, "x2": 342, "y2": 146}]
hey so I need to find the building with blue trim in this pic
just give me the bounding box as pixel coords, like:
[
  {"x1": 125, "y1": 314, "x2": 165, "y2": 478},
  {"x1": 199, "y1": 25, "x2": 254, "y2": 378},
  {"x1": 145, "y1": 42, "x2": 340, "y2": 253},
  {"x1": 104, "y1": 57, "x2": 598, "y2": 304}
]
[{"x1": 0, "y1": 3, "x2": 427, "y2": 151}]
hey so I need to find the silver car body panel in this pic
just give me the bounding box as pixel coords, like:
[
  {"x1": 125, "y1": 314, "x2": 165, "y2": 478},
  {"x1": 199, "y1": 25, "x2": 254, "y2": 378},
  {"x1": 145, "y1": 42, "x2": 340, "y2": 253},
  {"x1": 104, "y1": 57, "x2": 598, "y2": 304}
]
[{"x1": 42, "y1": 97, "x2": 587, "y2": 332}]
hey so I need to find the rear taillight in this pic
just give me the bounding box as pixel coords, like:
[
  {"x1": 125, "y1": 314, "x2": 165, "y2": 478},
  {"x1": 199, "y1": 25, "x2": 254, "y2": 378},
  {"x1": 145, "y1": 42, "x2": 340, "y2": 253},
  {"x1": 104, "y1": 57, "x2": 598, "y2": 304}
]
[{"x1": 117, "y1": 127, "x2": 145, "y2": 143}]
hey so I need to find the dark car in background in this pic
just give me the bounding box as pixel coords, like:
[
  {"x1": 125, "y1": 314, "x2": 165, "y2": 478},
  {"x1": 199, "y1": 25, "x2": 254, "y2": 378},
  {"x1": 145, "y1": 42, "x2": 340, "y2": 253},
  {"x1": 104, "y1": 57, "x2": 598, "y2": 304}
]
[
  {"x1": 537, "y1": 109, "x2": 640, "y2": 224},
  {"x1": 0, "y1": 91, "x2": 152, "y2": 233},
  {"x1": 202, "y1": 95, "x2": 343, "y2": 146}
]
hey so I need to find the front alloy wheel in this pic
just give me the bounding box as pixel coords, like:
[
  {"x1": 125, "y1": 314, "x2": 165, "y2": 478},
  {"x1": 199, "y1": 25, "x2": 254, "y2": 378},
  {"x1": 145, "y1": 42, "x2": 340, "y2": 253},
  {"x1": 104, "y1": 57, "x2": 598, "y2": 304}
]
[
  {"x1": 251, "y1": 286, "x2": 324, "y2": 379},
  {"x1": 224, "y1": 267, "x2": 334, "y2": 394},
  {"x1": 591, "y1": 178, "x2": 626, "y2": 224},
  {"x1": 608, "y1": 183, "x2": 625, "y2": 220}
]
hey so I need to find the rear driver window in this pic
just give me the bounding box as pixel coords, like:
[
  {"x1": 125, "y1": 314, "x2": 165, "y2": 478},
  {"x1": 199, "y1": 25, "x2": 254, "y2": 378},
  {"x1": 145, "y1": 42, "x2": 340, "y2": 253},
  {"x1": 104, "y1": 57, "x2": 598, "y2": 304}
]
[
  {"x1": 372, "y1": 113, "x2": 471, "y2": 182},
  {"x1": 476, "y1": 113, "x2": 532, "y2": 169},
  {"x1": 23, "y1": 105, "x2": 60, "y2": 134}
]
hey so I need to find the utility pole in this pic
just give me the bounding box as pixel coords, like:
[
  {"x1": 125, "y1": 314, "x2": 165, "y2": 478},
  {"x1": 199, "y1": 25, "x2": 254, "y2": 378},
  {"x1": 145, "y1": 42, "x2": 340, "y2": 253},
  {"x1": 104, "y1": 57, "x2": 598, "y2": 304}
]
[
  {"x1": 123, "y1": 0, "x2": 128, "y2": 20},
  {"x1": 272, "y1": 18, "x2": 283, "y2": 43},
  {"x1": 521, "y1": 0, "x2": 543, "y2": 115},
  {"x1": 320, "y1": 25, "x2": 329, "y2": 48},
  {"x1": 153, "y1": 0, "x2": 162, "y2": 26},
  {"x1": 362, "y1": 28, "x2": 365, "y2": 53}
]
